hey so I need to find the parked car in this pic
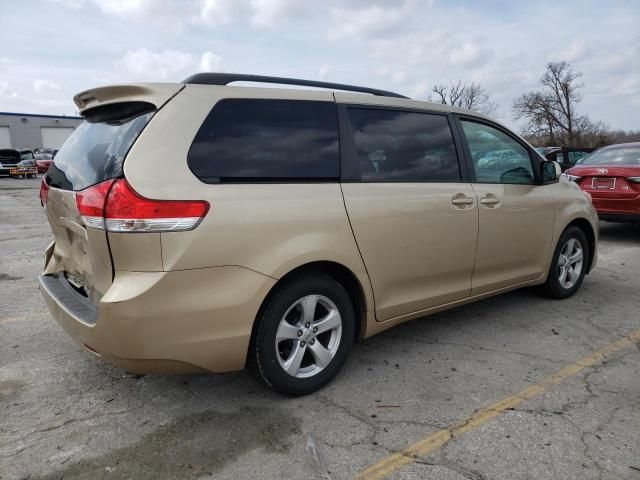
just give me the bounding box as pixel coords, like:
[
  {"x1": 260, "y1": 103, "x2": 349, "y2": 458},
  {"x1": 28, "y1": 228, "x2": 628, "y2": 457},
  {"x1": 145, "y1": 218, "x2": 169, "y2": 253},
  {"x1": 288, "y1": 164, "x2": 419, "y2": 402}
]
[
  {"x1": 0, "y1": 148, "x2": 21, "y2": 175},
  {"x1": 545, "y1": 147, "x2": 596, "y2": 171},
  {"x1": 39, "y1": 74, "x2": 598, "y2": 395},
  {"x1": 20, "y1": 149, "x2": 36, "y2": 160},
  {"x1": 35, "y1": 148, "x2": 57, "y2": 156},
  {"x1": 35, "y1": 153, "x2": 54, "y2": 173},
  {"x1": 564, "y1": 142, "x2": 640, "y2": 223},
  {"x1": 11, "y1": 159, "x2": 38, "y2": 178}
]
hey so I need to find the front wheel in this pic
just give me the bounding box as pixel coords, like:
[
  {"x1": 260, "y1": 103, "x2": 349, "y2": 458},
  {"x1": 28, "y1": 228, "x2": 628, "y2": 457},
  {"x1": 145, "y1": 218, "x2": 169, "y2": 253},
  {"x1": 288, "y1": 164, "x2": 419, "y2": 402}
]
[
  {"x1": 248, "y1": 274, "x2": 355, "y2": 395},
  {"x1": 541, "y1": 226, "x2": 589, "y2": 299}
]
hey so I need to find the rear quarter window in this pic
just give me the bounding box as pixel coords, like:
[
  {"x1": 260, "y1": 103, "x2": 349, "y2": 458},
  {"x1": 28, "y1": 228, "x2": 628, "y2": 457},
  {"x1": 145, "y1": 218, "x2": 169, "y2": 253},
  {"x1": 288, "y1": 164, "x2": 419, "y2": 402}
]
[{"x1": 187, "y1": 99, "x2": 340, "y2": 183}]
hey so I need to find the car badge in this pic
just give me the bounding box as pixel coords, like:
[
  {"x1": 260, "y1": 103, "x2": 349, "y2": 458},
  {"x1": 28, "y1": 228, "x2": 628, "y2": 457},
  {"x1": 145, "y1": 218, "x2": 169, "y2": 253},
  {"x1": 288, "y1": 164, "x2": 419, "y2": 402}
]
[{"x1": 598, "y1": 168, "x2": 608, "y2": 174}]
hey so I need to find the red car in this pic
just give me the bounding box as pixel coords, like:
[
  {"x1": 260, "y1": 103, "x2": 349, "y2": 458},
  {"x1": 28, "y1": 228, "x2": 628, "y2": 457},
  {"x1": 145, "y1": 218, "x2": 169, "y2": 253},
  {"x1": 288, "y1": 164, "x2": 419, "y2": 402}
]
[
  {"x1": 35, "y1": 153, "x2": 53, "y2": 173},
  {"x1": 564, "y1": 142, "x2": 640, "y2": 223}
]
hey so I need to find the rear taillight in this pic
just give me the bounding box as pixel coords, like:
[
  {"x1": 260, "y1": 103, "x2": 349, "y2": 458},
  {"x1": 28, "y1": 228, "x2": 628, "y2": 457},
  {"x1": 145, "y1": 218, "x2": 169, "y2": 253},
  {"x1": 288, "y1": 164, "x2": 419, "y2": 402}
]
[
  {"x1": 39, "y1": 178, "x2": 49, "y2": 207},
  {"x1": 76, "y1": 179, "x2": 209, "y2": 232},
  {"x1": 75, "y1": 179, "x2": 115, "y2": 229}
]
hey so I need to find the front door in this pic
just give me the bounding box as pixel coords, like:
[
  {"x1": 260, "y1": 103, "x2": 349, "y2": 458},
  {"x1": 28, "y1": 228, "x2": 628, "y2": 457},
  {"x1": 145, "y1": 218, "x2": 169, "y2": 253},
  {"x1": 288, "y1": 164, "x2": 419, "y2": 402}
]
[{"x1": 458, "y1": 119, "x2": 556, "y2": 295}]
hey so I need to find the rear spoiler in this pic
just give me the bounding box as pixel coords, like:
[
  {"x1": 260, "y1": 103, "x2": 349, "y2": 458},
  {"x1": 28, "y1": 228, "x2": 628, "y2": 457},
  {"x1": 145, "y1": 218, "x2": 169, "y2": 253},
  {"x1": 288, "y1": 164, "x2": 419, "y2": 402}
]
[{"x1": 73, "y1": 83, "x2": 184, "y2": 116}]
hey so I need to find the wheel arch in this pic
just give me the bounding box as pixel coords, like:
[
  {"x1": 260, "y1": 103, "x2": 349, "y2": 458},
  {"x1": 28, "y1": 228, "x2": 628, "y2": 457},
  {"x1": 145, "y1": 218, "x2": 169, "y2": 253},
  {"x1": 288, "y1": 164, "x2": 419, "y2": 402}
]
[{"x1": 247, "y1": 261, "x2": 368, "y2": 364}]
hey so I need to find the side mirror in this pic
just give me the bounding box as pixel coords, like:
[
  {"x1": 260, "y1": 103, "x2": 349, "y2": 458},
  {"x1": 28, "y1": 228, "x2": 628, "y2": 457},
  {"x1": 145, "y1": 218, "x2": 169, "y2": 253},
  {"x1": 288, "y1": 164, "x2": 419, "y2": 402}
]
[{"x1": 541, "y1": 161, "x2": 561, "y2": 184}]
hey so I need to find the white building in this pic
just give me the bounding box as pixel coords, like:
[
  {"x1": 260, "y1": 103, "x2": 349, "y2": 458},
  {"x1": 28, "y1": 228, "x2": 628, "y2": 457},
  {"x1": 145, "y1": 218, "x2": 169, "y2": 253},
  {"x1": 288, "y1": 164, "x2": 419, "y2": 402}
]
[{"x1": 0, "y1": 112, "x2": 83, "y2": 150}]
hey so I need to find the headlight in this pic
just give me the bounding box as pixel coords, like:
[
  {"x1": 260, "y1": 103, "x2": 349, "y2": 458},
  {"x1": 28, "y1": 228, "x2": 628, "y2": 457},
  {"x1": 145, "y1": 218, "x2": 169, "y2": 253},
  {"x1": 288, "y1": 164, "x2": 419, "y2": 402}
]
[
  {"x1": 561, "y1": 173, "x2": 582, "y2": 182},
  {"x1": 627, "y1": 177, "x2": 640, "y2": 183}
]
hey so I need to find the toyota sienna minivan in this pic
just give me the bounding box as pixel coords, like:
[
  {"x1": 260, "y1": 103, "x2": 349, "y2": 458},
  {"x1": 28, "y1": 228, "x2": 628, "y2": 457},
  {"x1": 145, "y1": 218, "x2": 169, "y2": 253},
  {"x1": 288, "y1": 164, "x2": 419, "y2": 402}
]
[{"x1": 39, "y1": 73, "x2": 598, "y2": 395}]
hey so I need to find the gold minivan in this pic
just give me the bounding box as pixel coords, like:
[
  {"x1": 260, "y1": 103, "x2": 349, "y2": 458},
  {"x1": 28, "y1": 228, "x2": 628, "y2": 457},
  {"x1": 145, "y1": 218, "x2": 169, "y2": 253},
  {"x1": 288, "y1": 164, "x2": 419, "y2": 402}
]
[{"x1": 39, "y1": 74, "x2": 598, "y2": 395}]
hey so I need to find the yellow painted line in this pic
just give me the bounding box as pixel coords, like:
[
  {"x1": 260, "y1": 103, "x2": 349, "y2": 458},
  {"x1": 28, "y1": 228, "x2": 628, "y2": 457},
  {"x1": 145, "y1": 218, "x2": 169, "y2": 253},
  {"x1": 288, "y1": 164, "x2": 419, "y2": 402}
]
[
  {"x1": 355, "y1": 330, "x2": 640, "y2": 480},
  {"x1": 0, "y1": 313, "x2": 46, "y2": 325}
]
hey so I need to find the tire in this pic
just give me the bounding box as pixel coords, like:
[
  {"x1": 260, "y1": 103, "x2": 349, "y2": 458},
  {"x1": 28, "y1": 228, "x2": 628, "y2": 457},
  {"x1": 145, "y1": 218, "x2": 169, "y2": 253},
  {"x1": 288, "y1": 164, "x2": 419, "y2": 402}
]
[
  {"x1": 541, "y1": 226, "x2": 589, "y2": 299},
  {"x1": 248, "y1": 273, "x2": 355, "y2": 395}
]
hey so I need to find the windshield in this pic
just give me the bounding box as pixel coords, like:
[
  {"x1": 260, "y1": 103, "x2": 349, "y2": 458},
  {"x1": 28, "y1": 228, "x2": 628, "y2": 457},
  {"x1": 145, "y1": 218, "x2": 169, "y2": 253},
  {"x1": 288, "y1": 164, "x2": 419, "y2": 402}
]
[
  {"x1": 578, "y1": 146, "x2": 640, "y2": 166},
  {"x1": 46, "y1": 110, "x2": 154, "y2": 191}
]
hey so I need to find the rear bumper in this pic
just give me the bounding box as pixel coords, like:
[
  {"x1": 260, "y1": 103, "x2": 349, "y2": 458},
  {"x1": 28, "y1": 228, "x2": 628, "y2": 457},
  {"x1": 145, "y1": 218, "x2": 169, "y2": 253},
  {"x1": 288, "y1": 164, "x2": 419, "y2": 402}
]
[
  {"x1": 591, "y1": 195, "x2": 640, "y2": 217},
  {"x1": 592, "y1": 196, "x2": 640, "y2": 223},
  {"x1": 40, "y1": 266, "x2": 276, "y2": 374},
  {"x1": 597, "y1": 212, "x2": 640, "y2": 223}
]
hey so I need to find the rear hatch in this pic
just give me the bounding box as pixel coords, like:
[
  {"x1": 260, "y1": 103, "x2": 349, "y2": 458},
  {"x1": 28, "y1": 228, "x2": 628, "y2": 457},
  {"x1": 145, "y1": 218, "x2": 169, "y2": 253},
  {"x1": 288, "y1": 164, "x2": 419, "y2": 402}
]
[
  {"x1": 41, "y1": 83, "x2": 183, "y2": 303},
  {"x1": 571, "y1": 166, "x2": 640, "y2": 197}
]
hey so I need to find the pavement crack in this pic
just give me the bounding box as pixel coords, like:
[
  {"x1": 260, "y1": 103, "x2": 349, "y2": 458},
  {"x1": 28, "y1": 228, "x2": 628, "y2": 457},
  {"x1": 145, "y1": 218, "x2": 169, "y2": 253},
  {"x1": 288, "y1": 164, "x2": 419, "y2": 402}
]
[
  {"x1": 434, "y1": 446, "x2": 492, "y2": 480},
  {"x1": 314, "y1": 393, "x2": 378, "y2": 448},
  {"x1": 0, "y1": 408, "x2": 133, "y2": 451}
]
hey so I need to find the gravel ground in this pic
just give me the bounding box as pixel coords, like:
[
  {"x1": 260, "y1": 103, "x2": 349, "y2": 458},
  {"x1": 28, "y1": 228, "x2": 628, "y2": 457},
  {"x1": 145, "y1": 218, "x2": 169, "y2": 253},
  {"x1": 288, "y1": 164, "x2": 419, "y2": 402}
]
[{"x1": 1, "y1": 176, "x2": 639, "y2": 480}]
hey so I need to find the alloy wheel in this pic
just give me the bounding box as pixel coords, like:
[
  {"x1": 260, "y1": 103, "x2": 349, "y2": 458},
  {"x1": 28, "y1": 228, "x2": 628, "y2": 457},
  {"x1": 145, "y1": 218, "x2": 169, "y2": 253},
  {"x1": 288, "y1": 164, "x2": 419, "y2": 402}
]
[
  {"x1": 557, "y1": 238, "x2": 584, "y2": 289},
  {"x1": 275, "y1": 294, "x2": 342, "y2": 378}
]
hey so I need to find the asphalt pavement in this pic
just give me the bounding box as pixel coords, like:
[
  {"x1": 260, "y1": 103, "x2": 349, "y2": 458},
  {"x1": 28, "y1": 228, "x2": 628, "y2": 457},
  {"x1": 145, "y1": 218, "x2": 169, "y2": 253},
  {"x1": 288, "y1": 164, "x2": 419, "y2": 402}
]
[{"x1": 1, "y1": 176, "x2": 639, "y2": 480}]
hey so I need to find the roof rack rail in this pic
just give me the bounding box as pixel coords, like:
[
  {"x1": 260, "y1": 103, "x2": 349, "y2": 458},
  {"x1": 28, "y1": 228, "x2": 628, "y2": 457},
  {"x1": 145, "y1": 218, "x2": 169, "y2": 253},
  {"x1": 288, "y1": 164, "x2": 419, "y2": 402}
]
[{"x1": 182, "y1": 73, "x2": 409, "y2": 99}]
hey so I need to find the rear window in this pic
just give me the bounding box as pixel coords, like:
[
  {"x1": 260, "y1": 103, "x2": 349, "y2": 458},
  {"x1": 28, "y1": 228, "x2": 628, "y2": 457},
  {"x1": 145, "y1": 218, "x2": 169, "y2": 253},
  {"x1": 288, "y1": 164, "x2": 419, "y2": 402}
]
[
  {"x1": 46, "y1": 106, "x2": 154, "y2": 191},
  {"x1": 578, "y1": 146, "x2": 640, "y2": 166},
  {"x1": 187, "y1": 99, "x2": 340, "y2": 183}
]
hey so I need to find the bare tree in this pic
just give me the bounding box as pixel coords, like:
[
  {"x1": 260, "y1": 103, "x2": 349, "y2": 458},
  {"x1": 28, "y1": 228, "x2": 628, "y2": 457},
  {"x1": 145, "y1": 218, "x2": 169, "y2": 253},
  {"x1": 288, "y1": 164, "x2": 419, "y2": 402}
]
[
  {"x1": 432, "y1": 80, "x2": 497, "y2": 115},
  {"x1": 513, "y1": 61, "x2": 600, "y2": 146},
  {"x1": 513, "y1": 91, "x2": 561, "y2": 142},
  {"x1": 433, "y1": 80, "x2": 464, "y2": 106},
  {"x1": 523, "y1": 124, "x2": 639, "y2": 149},
  {"x1": 609, "y1": 129, "x2": 640, "y2": 144}
]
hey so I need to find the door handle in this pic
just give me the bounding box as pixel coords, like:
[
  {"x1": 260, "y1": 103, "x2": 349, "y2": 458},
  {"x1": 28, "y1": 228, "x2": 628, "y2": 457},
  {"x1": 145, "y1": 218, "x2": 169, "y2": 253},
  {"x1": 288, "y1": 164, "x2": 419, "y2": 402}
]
[
  {"x1": 451, "y1": 195, "x2": 474, "y2": 207},
  {"x1": 480, "y1": 196, "x2": 500, "y2": 206}
]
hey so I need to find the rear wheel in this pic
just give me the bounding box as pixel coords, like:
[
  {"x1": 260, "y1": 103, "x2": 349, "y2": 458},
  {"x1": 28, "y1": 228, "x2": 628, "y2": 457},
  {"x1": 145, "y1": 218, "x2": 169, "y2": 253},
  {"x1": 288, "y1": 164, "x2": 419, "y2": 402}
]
[
  {"x1": 249, "y1": 274, "x2": 355, "y2": 395},
  {"x1": 541, "y1": 226, "x2": 588, "y2": 299}
]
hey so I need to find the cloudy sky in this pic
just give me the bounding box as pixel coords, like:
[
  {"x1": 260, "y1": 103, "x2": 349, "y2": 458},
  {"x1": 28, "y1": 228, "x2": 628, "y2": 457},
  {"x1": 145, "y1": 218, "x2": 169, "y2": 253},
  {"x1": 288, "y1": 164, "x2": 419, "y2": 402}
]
[{"x1": 1, "y1": 0, "x2": 639, "y2": 131}]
